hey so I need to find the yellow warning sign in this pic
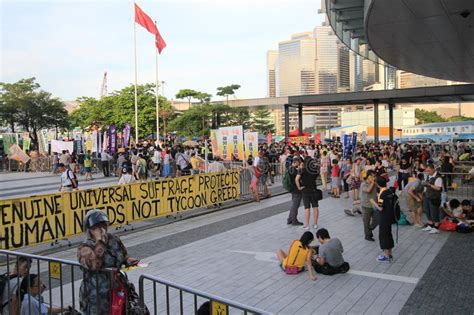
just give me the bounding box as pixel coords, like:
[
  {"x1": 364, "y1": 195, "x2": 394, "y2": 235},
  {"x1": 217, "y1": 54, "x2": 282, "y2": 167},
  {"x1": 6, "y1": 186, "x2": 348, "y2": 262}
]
[
  {"x1": 212, "y1": 301, "x2": 228, "y2": 315},
  {"x1": 49, "y1": 262, "x2": 61, "y2": 280}
]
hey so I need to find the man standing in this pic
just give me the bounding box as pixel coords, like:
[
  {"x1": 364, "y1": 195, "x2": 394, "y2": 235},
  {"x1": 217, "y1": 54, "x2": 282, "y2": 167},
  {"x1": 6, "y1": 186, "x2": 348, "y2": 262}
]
[
  {"x1": 421, "y1": 164, "x2": 443, "y2": 234},
  {"x1": 59, "y1": 163, "x2": 77, "y2": 192},
  {"x1": 286, "y1": 157, "x2": 303, "y2": 226},
  {"x1": 404, "y1": 173, "x2": 425, "y2": 227},
  {"x1": 100, "y1": 150, "x2": 110, "y2": 177},
  {"x1": 296, "y1": 157, "x2": 320, "y2": 230},
  {"x1": 360, "y1": 170, "x2": 379, "y2": 241}
]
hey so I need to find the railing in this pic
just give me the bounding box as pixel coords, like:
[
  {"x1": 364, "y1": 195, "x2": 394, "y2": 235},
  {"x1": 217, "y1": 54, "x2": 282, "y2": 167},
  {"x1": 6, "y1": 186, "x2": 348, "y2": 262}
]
[
  {"x1": 0, "y1": 250, "x2": 114, "y2": 314},
  {"x1": 139, "y1": 274, "x2": 271, "y2": 315},
  {"x1": 440, "y1": 172, "x2": 474, "y2": 199}
]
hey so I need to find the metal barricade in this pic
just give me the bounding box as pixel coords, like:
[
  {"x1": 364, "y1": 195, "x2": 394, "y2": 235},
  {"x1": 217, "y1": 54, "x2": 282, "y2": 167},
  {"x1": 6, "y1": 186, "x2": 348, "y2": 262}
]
[
  {"x1": 0, "y1": 250, "x2": 114, "y2": 315},
  {"x1": 139, "y1": 274, "x2": 271, "y2": 315},
  {"x1": 238, "y1": 163, "x2": 284, "y2": 201},
  {"x1": 440, "y1": 172, "x2": 474, "y2": 199}
]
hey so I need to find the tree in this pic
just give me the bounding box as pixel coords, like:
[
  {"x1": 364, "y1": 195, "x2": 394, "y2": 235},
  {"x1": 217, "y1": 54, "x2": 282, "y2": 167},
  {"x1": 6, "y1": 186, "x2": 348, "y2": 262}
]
[
  {"x1": 447, "y1": 115, "x2": 474, "y2": 122},
  {"x1": 69, "y1": 84, "x2": 175, "y2": 138},
  {"x1": 0, "y1": 78, "x2": 68, "y2": 143},
  {"x1": 169, "y1": 104, "x2": 213, "y2": 137},
  {"x1": 175, "y1": 89, "x2": 200, "y2": 108},
  {"x1": 195, "y1": 92, "x2": 212, "y2": 104},
  {"x1": 251, "y1": 106, "x2": 275, "y2": 134},
  {"x1": 216, "y1": 84, "x2": 241, "y2": 105},
  {"x1": 415, "y1": 109, "x2": 446, "y2": 124}
]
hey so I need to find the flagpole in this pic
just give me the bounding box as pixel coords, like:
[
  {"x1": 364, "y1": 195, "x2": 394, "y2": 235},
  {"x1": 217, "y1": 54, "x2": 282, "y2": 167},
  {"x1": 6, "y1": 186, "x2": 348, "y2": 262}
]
[
  {"x1": 155, "y1": 21, "x2": 160, "y2": 145},
  {"x1": 133, "y1": 19, "x2": 139, "y2": 145}
]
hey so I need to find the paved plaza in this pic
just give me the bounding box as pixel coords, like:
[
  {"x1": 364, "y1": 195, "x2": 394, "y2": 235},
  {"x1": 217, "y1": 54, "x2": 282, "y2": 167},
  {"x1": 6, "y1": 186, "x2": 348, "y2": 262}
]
[{"x1": 10, "y1": 188, "x2": 470, "y2": 314}]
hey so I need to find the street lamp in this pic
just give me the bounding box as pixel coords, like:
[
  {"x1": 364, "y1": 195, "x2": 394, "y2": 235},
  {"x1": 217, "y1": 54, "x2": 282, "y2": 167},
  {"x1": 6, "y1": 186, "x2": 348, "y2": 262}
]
[{"x1": 161, "y1": 81, "x2": 165, "y2": 97}]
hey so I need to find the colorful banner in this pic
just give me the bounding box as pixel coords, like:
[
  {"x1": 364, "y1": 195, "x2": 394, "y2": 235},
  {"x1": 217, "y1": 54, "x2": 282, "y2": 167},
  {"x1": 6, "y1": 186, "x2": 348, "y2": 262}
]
[
  {"x1": 315, "y1": 133, "x2": 321, "y2": 145},
  {"x1": 109, "y1": 125, "x2": 117, "y2": 154},
  {"x1": 244, "y1": 132, "x2": 258, "y2": 160},
  {"x1": 123, "y1": 123, "x2": 131, "y2": 148},
  {"x1": 209, "y1": 129, "x2": 219, "y2": 158},
  {"x1": 2, "y1": 134, "x2": 18, "y2": 153},
  {"x1": 85, "y1": 133, "x2": 93, "y2": 152},
  {"x1": 37, "y1": 130, "x2": 49, "y2": 154},
  {"x1": 103, "y1": 130, "x2": 109, "y2": 152},
  {"x1": 288, "y1": 136, "x2": 309, "y2": 145},
  {"x1": 92, "y1": 130, "x2": 98, "y2": 153},
  {"x1": 74, "y1": 140, "x2": 82, "y2": 154},
  {"x1": 8, "y1": 144, "x2": 30, "y2": 163},
  {"x1": 352, "y1": 132, "x2": 357, "y2": 155},
  {"x1": 343, "y1": 134, "x2": 350, "y2": 158},
  {"x1": 218, "y1": 126, "x2": 244, "y2": 161},
  {"x1": 22, "y1": 138, "x2": 31, "y2": 151},
  {"x1": 51, "y1": 140, "x2": 74, "y2": 154},
  {"x1": 0, "y1": 170, "x2": 240, "y2": 250},
  {"x1": 361, "y1": 131, "x2": 367, "y2": 145}
]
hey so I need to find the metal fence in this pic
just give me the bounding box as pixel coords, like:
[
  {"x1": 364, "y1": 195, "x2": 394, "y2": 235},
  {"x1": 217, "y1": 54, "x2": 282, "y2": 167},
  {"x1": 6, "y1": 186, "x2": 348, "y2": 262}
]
[
  {"x1": 139, "y1": 274, "x2": 271, "y2": 315},
  {"x1": 0, "y1": 250, "x2": 116, "y2": 314},
  {"x1": 0, "y1": 250, "x2": 270, "y2": 315},
  {"x1": 440, "y1": 172, "x2": 474, "y2": 200}
]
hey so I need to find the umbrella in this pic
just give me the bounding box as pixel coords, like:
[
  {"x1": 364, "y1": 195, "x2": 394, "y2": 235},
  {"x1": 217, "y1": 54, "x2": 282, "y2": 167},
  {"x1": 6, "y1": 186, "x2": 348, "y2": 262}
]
[{"x1": 183, "y1": 140, "x2": 198, "y2": 147}]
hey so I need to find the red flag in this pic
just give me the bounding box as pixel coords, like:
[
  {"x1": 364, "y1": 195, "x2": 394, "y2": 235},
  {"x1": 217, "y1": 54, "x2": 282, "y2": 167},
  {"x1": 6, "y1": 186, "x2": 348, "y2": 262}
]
[
  {"x1": 134, "y1": 3, "x2": 167, "y2": 53},
  {"x1": 315, "y1": 133, "x2": 321, "y2": 144}
]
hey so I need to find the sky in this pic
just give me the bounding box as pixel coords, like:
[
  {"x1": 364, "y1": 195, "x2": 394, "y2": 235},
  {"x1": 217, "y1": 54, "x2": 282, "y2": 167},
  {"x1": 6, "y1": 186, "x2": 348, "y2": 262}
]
[{"x1": 1, "y1": 0, "x2": 324, "y2": 102}]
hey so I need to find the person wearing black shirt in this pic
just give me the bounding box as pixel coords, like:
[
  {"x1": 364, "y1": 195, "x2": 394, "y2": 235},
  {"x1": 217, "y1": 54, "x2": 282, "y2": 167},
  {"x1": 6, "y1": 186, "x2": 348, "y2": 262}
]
[
  {"x1": 397, "y1": 157, "x2": 411, "y2": 190},
  {"x1": 287, "y1": 158, "x2": 303, "y2": 226},
  {"x1": 296, "y1": 157, "x2": 320, "y2": 230}
]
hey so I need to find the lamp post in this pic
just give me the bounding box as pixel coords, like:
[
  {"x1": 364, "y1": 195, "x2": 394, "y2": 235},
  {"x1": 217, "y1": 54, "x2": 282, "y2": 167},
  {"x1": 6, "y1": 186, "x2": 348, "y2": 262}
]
[{"x1": 161, "y1": 81, "x2": 165, "y2": 98}]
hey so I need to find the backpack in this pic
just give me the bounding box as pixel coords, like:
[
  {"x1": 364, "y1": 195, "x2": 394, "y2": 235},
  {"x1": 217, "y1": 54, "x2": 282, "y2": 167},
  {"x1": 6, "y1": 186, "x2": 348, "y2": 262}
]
[
  {"x1": 283, "y1": 169, "x2": 294, "y2": 192},
  {"x1": 397, "y1": 212, "x2": 410, "y2": 225},
  {"x1": 66, "y1": 170, "x2": 79, "y2": 189},
  {"x1": 0, "y1": 274, "x2": 17, "y2": 312},
  {"x1": 285, "y1": 156, "x2": 293, "y2": 170}
]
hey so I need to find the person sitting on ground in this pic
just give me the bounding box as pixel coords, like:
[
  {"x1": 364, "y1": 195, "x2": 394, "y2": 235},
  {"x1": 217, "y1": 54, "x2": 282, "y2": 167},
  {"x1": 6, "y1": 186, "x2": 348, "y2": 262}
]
[
  {"x1": 19, "y1": 274, "x2": 67, "y2": 314},
  {"x1": 462, "y1": 199, "x2": 474, "y2": 220},
  {"x1": 312, "y1": 228, "x2": 350, "y2": 275},
  {"x1": 442, "y1": 199, "x2": 464, "y2": 220},
  {"x1": 276, "y1": 231, "x2": 317, "y2": 281},
  {"x1": 1, "y1": 257, "x2": 32, "y2": 315}
]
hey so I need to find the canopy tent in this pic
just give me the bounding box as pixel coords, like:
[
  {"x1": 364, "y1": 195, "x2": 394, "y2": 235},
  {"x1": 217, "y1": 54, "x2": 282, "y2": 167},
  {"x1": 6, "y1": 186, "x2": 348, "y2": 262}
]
[{"x1": 288, "y1": 129, "x2": 311, "y2": 137}]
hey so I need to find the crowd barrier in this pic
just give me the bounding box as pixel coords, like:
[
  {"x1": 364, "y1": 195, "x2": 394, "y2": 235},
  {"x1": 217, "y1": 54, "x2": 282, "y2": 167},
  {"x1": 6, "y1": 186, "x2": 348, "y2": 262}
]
[
  {"x1": 1, "y1": 250, "x2": 267, "y2": 315},
  {"x1": 440, "y1": 172, "x2": 474, "y2": 200},
  {"x1": 0, "y1": 170, "x2": 240, "y2": 250},
  {"x1": 139, "y1": 274, "x2": 270, "y2": 315},
  {"x1": 0, "y1": 249, "x2": 114, "y2": 314}
]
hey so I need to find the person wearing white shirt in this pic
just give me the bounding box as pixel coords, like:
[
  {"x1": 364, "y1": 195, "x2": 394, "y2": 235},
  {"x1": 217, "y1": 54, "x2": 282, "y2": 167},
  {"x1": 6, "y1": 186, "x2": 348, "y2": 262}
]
[
  {"x1": 59, "y1": 163, "x2": 76, "y2": 192},
  {"x1": 100, "y1": 150, "x2": 110, "y2": 177},
  {"x1": 118, "y1": 168, "x2": 136, "y2": 184},
  {"x1": 421, "y1": 164, "x2": 443, "y2": 234},
  {"x1": 207, "y1": 157, "x2": 227, "y2": 173}
]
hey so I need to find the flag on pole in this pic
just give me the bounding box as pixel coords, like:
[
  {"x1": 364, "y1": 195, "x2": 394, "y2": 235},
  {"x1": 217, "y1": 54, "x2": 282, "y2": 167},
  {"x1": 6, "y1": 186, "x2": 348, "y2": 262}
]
[{"x1": 134, "y1": 3, "x2": 166, "y2": 53}]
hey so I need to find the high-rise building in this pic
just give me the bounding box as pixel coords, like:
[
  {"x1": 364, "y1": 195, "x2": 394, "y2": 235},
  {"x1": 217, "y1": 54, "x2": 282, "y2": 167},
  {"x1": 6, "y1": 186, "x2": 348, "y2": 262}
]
[
  {"x1": 277, "y1": 32, "x2": 316, "y2": 96},
  {"x1": 337, "y1": 45, "x2": 350, "y2": 92},
  {"x1": 314, "y1": 24, "x2": 338, "y2": 94},
  {"x1": 266, "y1": 50, "x2": 278, "y2": 98},
  {"x1": 398, "y1": 71, "x2": 448, "y2": 89}
]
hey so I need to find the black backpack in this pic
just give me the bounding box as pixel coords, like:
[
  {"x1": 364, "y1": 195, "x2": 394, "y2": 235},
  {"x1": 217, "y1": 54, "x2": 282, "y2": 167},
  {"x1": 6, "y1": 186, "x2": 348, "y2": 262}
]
[
  {"x1": 0, "y1": 273, "x2": 17, "y2": 312},
  {"x1": 66, "y1": 170, "x2": 79, "y2": 189}
]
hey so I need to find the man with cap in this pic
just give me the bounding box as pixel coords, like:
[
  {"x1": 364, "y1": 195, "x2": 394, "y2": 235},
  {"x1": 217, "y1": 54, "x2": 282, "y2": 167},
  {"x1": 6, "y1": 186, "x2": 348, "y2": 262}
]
[{"x1": 77, "y1": 210, "x2": 139, "y2": 314}]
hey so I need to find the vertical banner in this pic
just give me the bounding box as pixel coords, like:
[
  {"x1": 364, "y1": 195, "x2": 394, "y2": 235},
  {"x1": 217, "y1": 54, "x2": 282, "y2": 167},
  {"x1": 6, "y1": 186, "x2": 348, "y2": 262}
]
[
  {"x1": 352, "y1": 132, "x2": 357, "y2": 155},
  {"x1": 267, "y1": 132, "x2": 272, "y2": 145},
  {"x1": 2, "y1": 134, "x2": 18, "y2": 153},
  {"x1": 41, "y1": 130, "x2": 49, "y2": 154},
  {"x1": 102, "y1": 129, "x2": 109, "y2": 152},
  {"x1": 361, "y1": 131, "x2": 367, "y2": 145},
  {"x1": 98, "y1": 130, "x2": 103, "y2": 153},
  {"x1": 219, "y1": 126, "x2": 244, "y2": 161},
  {"x1": 209, "y1": 129, "x2": 219, "y2": 158},
  {"x1": 85, "y1": 133, "x2": 93, "y2": 152},
  {"x1": 109, "y1": 125, "x2": 117, "y2": 154},
  {"x1": 123, "y1": 123, "x2": 131, "y2": 148},
  {"x1": 315, "y1": 133, "x2": 321, "y2": 145},
  {"x1": 343, "y1": 134, "x2": 350, "y2": 158},
  {"x1": 74, "y1": 140, "x2": 82, "y2": 153},
  {"x1": 244, "y1": 132, "x2": 258, "y2": 160},
  {"x1": 22, "y1": 137, "x2": 31, "y2": 151},
  {"x1": 92, "y1": 130, "x2": 98, "y2": 153}
]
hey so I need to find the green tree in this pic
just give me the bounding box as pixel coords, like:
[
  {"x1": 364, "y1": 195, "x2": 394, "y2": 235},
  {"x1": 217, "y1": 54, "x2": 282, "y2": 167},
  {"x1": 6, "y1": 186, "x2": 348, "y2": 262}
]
[
  {"x1": 447, "y1": 115, "x2": 474, "y2": 122},
  {"x1": 69, "y1": 84, "x2": 174, "y2": 138},
  {"x1": 415, "y1": 109, "x2": 446, "y2": 124},
  {"x1": 0, "y1": 78, "x2": 68, "y2": 143},
  {"x1": 216, "y1": 84, "x2": 241, "y2": 105},
  {"x1": 169, "y1": 104, "x2": 213, "y2": 137},
  {"x1": 175, "y1": 89, "x2": 200, "y2": 107},
  {"x1": 195, "y1": 92, "x2": 212, "y2": 104},
  {"x1": 251, "y1": 106, "x2": 275, "y2": 134}
]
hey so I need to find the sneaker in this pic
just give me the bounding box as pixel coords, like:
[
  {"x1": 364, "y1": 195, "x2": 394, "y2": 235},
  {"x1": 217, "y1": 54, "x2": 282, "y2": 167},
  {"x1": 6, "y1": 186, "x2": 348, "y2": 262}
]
[
  {"x1": 389, "y1": 255, "x2": 394, "y2": 262},
  {"x1": 428, "y1": 228, "x2": 439, "y2": 234},
  {"x1": 365, "y1": 236, "x2": 375, "y2": 242},
  {"x1": 377, "y1": 255, "x2": 391, "y2": 262},
  {"x1": 422, "y1": 226, "x2": 433, "y2": 232},
  {"x1": 313, "y1": 224, "x2": 318, "y2": 229},
  {"x1": 344, "y1": 209, "x2": 355, "y2": 216},
  {"x1": 302, "y1": 225, "x2": 310, "y2": 230},
  {"x1": 355, "y1": 209, "x2": 362, "y2": 215},
  {"x1": 292, "y1": 221, "x2": 304, "y2": 226}
]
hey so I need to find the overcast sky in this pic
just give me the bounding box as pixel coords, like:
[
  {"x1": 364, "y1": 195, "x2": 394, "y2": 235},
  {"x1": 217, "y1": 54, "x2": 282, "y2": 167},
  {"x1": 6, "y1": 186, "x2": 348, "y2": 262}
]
[{"x1": 1, "y1": 0, "x2": 324, "y2": 102}]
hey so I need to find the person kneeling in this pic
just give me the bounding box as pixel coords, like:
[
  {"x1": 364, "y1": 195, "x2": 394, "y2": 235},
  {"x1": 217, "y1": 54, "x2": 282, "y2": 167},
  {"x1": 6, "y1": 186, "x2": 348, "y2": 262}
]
[
  {"x1": 276, "y1": 231, "x2": 317, "y2": 281},
  {"x1": 312, "y1": 228, "x2": 350, "y2": 275}
]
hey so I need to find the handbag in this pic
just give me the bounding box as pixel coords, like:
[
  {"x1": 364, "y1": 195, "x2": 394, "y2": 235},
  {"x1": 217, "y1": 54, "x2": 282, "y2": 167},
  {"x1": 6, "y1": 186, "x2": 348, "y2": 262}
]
[
  {"x1": 284, "y1": 266, "x2": 299, "y2": 275},
  {"x1": 314, "y1": 188, "x2": 323, "y2": 201},
  {"x1": 439, "y1": 218, "x2": 457, "y2": 232}
]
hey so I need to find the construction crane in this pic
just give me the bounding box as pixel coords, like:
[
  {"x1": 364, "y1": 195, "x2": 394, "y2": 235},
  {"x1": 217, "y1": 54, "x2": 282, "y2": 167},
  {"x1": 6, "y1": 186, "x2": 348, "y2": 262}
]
[{"x1": 100, "y1": 71, "x2": 108, "y2": 99}]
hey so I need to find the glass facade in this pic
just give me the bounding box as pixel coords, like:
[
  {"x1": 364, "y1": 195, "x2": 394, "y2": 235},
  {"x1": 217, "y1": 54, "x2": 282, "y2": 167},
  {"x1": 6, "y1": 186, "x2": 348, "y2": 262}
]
[{"x1": 266, "y1": 50, "x2": 278, "y2": 98}]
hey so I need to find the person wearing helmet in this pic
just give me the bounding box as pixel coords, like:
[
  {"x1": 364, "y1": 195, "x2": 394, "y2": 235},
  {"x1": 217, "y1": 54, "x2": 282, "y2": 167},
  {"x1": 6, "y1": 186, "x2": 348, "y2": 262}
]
[{"x1": 77, "y1": 210, "x2": 139, "y2": 314}]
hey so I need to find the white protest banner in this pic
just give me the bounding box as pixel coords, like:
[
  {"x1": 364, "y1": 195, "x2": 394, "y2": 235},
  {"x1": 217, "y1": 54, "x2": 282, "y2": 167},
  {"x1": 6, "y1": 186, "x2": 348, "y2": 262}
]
[{"x1": 51, "y1": 140, "x2": 74, "y2": 154}]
